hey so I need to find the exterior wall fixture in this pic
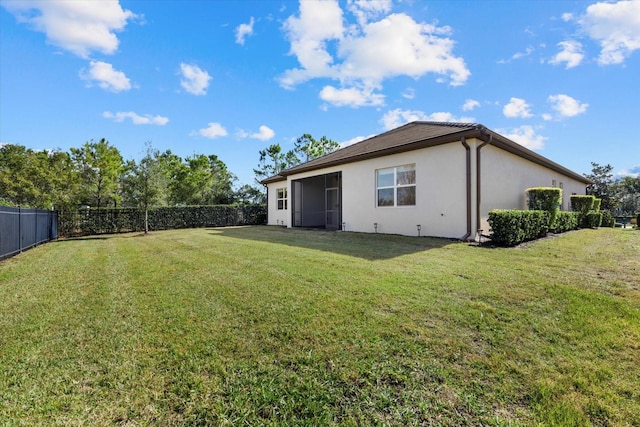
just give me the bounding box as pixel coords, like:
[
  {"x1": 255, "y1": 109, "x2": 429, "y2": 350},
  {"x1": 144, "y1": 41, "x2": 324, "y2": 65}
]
[
  {"x1": 417, "y1": 224, "x2": 422, "y2": 237},
  {"x1": 342, "y1": 222, "x2": 346, "y2": 231},
  {"x1": 374, "y1": 222, "x2": 378, "y2": 233}
]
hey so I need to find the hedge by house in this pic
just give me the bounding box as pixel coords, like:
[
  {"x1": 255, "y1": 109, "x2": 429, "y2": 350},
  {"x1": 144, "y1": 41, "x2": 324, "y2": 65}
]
[
  {"x1": 488, "y1": 210, "x2": 550, "y2": 246},
  {"x1": 553, "y1": 211, "x2": 579, "y2": 233},
  {"x1": 570, "y1": 195, "x2": 599, "y2": 228},
  {"x1": 526, "y1": 187, "x2": 562, "y2": 230},
  {"x1": 570, "y1": 195, "x2": 595, "y2": 214},
  {"x1": 58, "y1": 205, "x2": 266, "y2": 237},
  {"x1": 600, "y1": 210, "x2": 615, "y2": 228}
]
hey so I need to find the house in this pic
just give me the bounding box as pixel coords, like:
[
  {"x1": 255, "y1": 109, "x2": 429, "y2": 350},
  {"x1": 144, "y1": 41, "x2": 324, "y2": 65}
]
[{"x1": 262, "y1": 121, "x2": 591, "y2": 239}]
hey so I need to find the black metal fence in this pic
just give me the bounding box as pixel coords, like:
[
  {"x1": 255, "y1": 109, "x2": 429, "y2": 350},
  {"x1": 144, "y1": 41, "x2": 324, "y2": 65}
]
[{"x1": 0, "y1": 206, "x2": 58, "y2": 260}]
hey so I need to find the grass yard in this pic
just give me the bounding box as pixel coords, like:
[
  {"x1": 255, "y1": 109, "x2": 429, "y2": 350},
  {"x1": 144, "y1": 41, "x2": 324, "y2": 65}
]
[{"x1": 1, "y1": 226, "x2": 639, "y2": 426}]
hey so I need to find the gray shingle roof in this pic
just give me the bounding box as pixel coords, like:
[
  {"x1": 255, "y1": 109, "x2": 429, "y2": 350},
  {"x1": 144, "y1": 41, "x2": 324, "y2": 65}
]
[{"x1": 261, "y1": 121, "x2": 591, "y2": 184}]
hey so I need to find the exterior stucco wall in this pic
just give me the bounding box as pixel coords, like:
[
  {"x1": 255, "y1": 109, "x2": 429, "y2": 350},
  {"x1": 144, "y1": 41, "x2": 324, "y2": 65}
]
[
  {"x1": 266, "y1": 181, "x2": 289, "y2": 226},
  {"x1": 479, "y1": 144, "x2": 587, "y2": 233},
  {"x1": 340, "y1": 143, "x2": 468, "y2": 237},
  {"x1": 269, "y1": 142, "x2": 470, "y2": 238}
]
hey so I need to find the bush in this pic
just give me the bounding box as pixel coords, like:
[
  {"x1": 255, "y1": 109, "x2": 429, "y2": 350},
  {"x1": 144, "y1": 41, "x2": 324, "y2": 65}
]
[
  {"x1": 593, "y1": 198, "x2": 602, "y2": 211},
  {"x1": 58, "y1": 205, "x2": 267, "y2": 237},
  {"x1": 526, "y1": 187, "x2": 561, "y2": 229},
  {"x1": 553, "y1": 211, "x2": 579, "y2": 233},
  {"x1": 600, "y1": 210, "x2": 615, "y2": 228},
  {"x1": 584, "y1": 211, "x2": 603, "y2": 229},
  {"x1": 488, "y1": 210, "x2": 549, "y2": 246},
  {"x1": 570, "y1": 195, "x2": 597, "y2": 228},
  {"x1": 570, "y1": 195, "x2": 595, "y2": 214}
]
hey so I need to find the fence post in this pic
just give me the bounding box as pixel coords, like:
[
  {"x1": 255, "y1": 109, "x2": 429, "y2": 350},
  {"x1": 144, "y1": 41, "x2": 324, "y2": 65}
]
[{"x1": 18, "y1": 206, "x2": 22, "y2": 254}]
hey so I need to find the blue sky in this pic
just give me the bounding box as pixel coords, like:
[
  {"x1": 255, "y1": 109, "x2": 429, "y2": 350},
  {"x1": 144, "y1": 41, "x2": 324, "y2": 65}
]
[{"x1": 1, "y1": 0, "x2": 639, "y2": 187}]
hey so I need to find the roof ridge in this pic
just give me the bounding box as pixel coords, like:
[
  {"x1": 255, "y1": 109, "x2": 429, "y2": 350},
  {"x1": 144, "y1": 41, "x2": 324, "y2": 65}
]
[{"x1": 413, "y1": 121, "x2": 483, "y2": 129}]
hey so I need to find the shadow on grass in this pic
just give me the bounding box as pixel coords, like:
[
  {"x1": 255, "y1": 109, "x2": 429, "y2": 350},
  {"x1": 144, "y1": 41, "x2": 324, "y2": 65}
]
[
  {"x1": 54, "y1": 232, "x2": 149, "y2": 243},
  {"x1": 208, "y1": 225, "x2": 458, "y2": 260}
]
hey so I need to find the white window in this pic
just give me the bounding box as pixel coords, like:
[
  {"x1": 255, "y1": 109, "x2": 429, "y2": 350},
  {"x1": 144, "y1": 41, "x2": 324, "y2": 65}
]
[
  {"x1": 376, "y1": 164, "x2": 416, "y2": 207},
  {"x1": 277, "y1": 188, "x2": 288, "y2": 210}
]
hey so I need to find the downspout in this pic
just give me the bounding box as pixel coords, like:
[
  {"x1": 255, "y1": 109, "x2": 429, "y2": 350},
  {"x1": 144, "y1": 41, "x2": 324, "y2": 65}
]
[
  {"x1": 460, "y1": 137, "x2": 472, "y2": 241},
  {"x1": 476, "y1": 131, "x2": 493, "y2": 235},
  {"x1": 263, "y1": 183, "x2": 268, "y2": 225}
]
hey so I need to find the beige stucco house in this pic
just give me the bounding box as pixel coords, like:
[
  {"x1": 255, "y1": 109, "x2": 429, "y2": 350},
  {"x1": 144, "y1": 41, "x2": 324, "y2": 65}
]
[{"x1": 262, "y1": 121, "x2": 591, "y2": 240}]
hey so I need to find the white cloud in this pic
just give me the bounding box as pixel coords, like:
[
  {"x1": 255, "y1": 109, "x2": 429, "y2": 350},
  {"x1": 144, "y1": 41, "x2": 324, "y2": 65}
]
[
  {"x1": 546, "y1": 94, "x2": 588, "y2": 118},
  {"x1": 238, "y1": 125, "x2": 275, "y2": 141},
  {"x1": 617, "y1": 165, "x2": 640, "y2": 178},
  {"x1": 498, "y1": 46, "x2": 534, "y2": 64},
  {"x1": 279, "y1": 1, "x2": 470, "y2": 107},
  {"x1": 340, "y1": 134, "x2": 370, "y2": 148},
  {"x1": 501, "y1": 125, "x2": 547, "y2": 150},
  {"x1": 401, "y1": 87, "x2": 415, "y2": 99},
  {"x1": 337, "y1": 13, "x2": 470, "y2": 86},
  {"x1": 319, "y1": 85, "x2": 385, "y2": 107},
  {"x1": 503, "y1": 97, "x2": 533, "y2": 118},
  {"x1": 347, "y1": 0, "x2": 392, "y2": 26},
  {"x1": 103, "y1": 111, "x2": 168, "y2": 125},
  {"x1": 179, "y1": 63, "x2": 212, "y2": 95},
  {"x1": 1, "y1": 0, "x2": 138, "y2": 58},
  {"x1": 79, "y1": 61, "x2": 132, "y2": 92},
  {"x1": 561, "y1": 13, "x2": 574, "y2": 22},
  {"x1": 279, "y1": 0, "x2": 344, "y2": 88},
  {"x1": 579, "y1": 0, "x2": 640, "y2": 65},
  {"x1": 235, "y1": 17, "x2": 255, "y2": 45},
  {"x1": 381, "y1": 109, "x2": 474, "y2": 130},
  {"x1": 549, "y1": 40, "x2": 584, "y2": 69},
  {"x1": 192, "y1": 122, "x2": 228, "y2": 139},
  {"x1": 462, "y1": 99, "x2": 480, "y2": 111}
]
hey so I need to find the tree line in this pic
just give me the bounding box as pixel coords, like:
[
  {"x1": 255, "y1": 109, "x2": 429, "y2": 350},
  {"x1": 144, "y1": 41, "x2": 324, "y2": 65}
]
[
  {"x1": 0, "y1": 134, "x2": 340, "y2": 211},
  {"x1": 584, "y1": 162, "x2": 640, "y2": 217}
]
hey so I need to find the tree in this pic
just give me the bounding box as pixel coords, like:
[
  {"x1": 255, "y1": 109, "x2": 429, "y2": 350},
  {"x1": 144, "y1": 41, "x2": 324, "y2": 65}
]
[
  {"x1": 584, "y1": 162, "x2": 616, "y2": 211},
  {"x1": 234, "y1": 184, "x2": 266, "y2": 205},
  {"x1": 168, "y1": 154, "x2": 236, "y2": 206},
  {"x1": 253, "y1": 135, "x2": 339, "y2": 184},
  {"x1": 0, "y1": 144, "x2": 79, "y2": 209},
  {"x1": 292, "y1": 133, "x2": 340, "y2": 164},
  {"x1": 71, "y1": 139, "x2": 124, "y2": 209},
  {"x1": 253, "y1": 144, "x2": 292, "y2": 183},
  {"x1": 120, "y1": 142, "x2": 167, "y2": 233},
  {"x1": 612, "y1": 175, "x2": 640, "y2": 216}
]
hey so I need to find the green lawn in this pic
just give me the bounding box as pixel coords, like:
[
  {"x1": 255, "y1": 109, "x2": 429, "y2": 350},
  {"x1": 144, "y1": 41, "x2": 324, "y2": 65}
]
[{"x1": 1, "y1": 226, "x2": 638, "y2": 426}]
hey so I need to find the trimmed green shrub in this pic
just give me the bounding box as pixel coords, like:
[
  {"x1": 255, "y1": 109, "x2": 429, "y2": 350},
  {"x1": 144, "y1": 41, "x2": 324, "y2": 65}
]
[
  {"x1": 488, "y1": 210, "x2": 549, "y2": 247},
  {"x1": 584, "y1": 211, "x2": 603, "y2": 228},
  {"x1": 593, "y1": 198, "x2": 602, "y2": 211},
  {"x1": 600, "y1": 210, "x2": 615, "y2": 228},
  {"x1": 526, "y1": 187, "x2": 561, "y2": 229},
  {"x1": 58, "y1": 205, "x2": 267, "y2": 237},
  {"x1": 553, "y1": 211, "x2": 579, "y2": 233},
  {"x1": 570, "y1": 195, "x2": 595, "y2": 214},
  {"x1": 570, "y1": 195, "x2": 597, "y2": 228}
]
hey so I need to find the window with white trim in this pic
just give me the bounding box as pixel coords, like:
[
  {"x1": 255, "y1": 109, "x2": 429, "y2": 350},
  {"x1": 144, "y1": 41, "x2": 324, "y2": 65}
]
[
  {"x1": 277, "y1": 187, "x2": 288, "y2": 210},
  {"x1": 376, "y1": 164, "x2": 416, "y2": 207}
]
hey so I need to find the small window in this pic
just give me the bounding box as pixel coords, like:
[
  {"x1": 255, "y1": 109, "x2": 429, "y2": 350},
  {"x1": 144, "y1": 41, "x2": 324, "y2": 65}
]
[
  {"x1": 552, "y1": 179, "x2": 557, "y2": 187},
  {"x1": 277, "y1": 187, "x2": 288, "y2": 210},
  {"x1": 376, "y1": 164, "x2": 416, "y2": 207}
]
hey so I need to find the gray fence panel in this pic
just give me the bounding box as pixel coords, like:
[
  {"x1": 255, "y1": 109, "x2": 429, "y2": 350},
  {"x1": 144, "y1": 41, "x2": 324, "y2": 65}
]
[
  {"x1": 0, "y1": 206, "x2": 21, "y2": 259},
  {"x1": 0, "y1": 207, "x2": 58, "y2": 260}
]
